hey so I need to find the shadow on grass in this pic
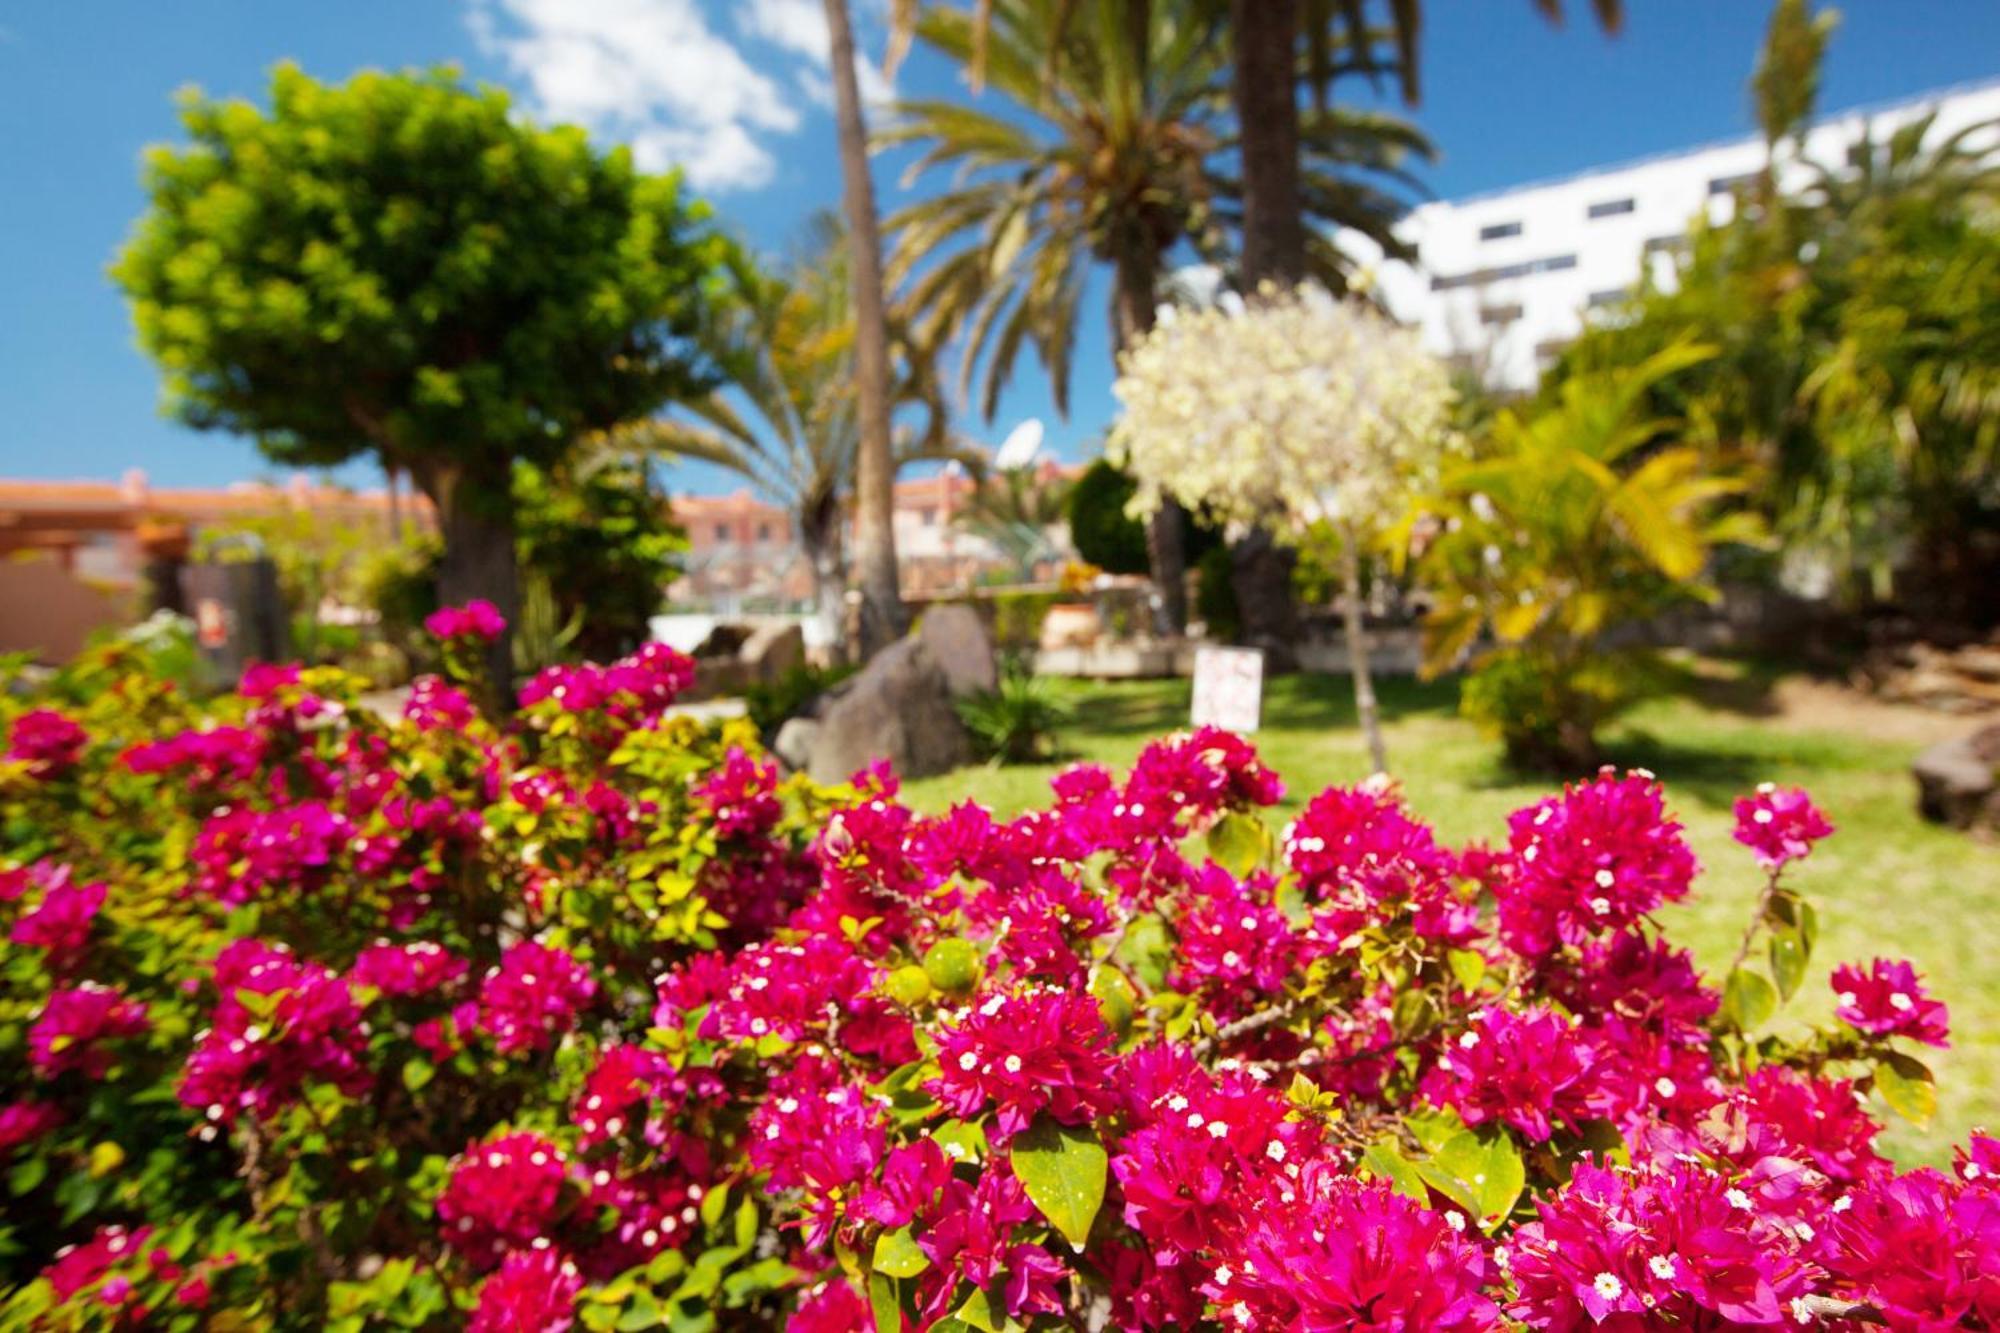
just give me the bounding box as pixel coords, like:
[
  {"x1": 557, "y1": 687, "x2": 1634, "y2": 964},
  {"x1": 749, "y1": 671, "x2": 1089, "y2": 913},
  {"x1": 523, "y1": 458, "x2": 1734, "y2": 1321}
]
[{"x1": 1664, "y1": 652, "x2": 1787, "y2": 720}]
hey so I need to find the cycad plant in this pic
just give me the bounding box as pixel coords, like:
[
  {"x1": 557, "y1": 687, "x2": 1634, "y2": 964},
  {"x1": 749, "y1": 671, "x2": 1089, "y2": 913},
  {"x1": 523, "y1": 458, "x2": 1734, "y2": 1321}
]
[
  {"x1": 1406, "y1": 343, "x2": 1765, "y2": 771},
  {"x1": 953, "y1": 465, "x2": 1074, "y2": 582},
  {"x1": 954, "y1": 656, "x2": 1075, "y2": 763}
]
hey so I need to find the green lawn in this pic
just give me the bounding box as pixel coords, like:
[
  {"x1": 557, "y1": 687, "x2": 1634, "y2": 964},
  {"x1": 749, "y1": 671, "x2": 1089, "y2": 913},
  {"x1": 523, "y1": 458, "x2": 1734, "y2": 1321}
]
[{"x1": 901, "y1": 663, "x2": 1999, "y2": 1162}]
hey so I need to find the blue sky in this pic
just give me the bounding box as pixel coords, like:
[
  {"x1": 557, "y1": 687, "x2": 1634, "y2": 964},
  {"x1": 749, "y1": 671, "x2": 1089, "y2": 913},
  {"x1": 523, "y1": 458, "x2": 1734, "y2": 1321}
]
[{"x1": 2, "y1": 1, "x2": 1996, "y2": 495}]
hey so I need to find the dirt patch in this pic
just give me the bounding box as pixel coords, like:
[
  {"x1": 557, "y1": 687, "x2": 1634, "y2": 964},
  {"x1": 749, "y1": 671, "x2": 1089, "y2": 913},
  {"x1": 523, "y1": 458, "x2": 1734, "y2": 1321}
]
[{"x1": 1762, "y1": 675, "x2": 1975, "y2": 747}]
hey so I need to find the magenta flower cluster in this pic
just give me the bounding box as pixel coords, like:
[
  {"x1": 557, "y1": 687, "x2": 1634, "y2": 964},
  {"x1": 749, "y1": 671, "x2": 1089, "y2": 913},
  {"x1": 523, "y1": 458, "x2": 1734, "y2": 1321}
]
[
  {"x1": 6, "y1": 636, "x2": 1993, "y2": 1332},
  {"x1": 423, "y1": 599, "x2": 508, "y2": 643}
]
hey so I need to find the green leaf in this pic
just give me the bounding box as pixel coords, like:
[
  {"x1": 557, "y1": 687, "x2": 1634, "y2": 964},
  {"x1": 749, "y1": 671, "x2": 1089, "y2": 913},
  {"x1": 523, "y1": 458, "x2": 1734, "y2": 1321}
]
[
  {"x1": 1768, "y1": 927, "x2": 1809, "y2": 1002},
  {"x1": 1446, "y1": 949, "x2": 1487, "y2": 991},
  {"x1": 1875, "y1": 1052, "x2": 1937, "y2": 1127},
  {"x1": 616, "y1": 1289, "x2": 664, "y2": 1331},
  {"x1": 1413, "y1": 1128, "x2": 1525, "y2": 1229},
  {"x1": 1009, "y1": 1116, "x2": 1107, "y2": 1251},
  {"x1": 9, "y1": 1157, "x2": 49, "y2": 1196},
  {"x1": 401, "y1": 1057, "x2": 435, "y2": 1093},
  {"x1": 1360, "y1": 1139, "x2": 1429, "y2": 1204},
  {"x1": 931, "y1": 1119, "x2": 988, "y2": 1165},
  {"x1": 871, "y1": 1227, "x2": 929, "y2": 1279},
  {"x1": 954, "y1": 1287, "x2": 1023, "y2": 1333},
  {"x1": 1206, "y1": 811, "x2": 1268, "y2": 878},
  {"x1": 867, "y1": 1273, "x2": 899, "y2": 1333},
  {"x1": 1722, "y1": 967, "x2": 1778, "y2": 1031}
]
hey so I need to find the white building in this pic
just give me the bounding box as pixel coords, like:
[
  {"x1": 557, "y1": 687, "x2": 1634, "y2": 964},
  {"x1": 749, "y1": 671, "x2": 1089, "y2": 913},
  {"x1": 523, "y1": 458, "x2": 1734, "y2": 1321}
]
[{"x1": 1369, "y1": 76, "x2": 2000, "y2": 392}]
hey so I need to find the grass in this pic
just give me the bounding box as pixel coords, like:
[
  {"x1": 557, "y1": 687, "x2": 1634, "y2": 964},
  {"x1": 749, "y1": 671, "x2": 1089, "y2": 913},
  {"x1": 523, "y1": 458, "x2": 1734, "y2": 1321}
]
[{"x1": 900, "y1": 661, "x2": 2000, "y2": 1163}]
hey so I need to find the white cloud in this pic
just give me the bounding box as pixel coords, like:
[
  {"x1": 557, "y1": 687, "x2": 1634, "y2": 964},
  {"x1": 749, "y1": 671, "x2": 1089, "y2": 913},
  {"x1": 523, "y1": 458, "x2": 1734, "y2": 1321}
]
[{"x1": 467, "y1": 0, "x2": 894, "y2": 193}]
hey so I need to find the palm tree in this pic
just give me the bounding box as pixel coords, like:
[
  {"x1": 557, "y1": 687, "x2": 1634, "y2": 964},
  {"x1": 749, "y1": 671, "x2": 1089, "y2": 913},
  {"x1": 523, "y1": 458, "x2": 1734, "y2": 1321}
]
[
  {"x1": 603, "y1": 223, "x2": 956, "y2": 651},
  {"x1": 1226, "y1": 0, "x2": 1624, "y2": 287},
  {"x1": 824, "y1": 0, "x2": 908, "y2": 658},
  {"x1": 882, "y1": 0, "x2": 1430, "y2": 637}
]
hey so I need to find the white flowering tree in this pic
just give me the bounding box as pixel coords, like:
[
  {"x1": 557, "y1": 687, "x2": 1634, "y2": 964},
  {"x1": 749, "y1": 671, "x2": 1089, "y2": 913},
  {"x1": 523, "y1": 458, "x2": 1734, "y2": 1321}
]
[{"x1": 1110, "y1": 284, "x2": 1458, "y2": 773}]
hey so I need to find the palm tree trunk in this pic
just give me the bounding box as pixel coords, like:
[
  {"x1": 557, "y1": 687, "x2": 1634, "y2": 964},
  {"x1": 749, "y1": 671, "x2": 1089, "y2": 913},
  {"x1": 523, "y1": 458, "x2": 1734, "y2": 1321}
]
[
  {"x1": 1114, "y1": 251, "x2": 1188, "y2": 637},
  {"x1": 1226, "y1": 0, "x2": 1308, "y2": 666},
  {"x1": 1338, "y1": 515, "x2": 1388, "y2": 774},
  {"x1": 1230, "y1": 0, "x2": 1307, "y2": 288},
  {"x1": 800, "y1": 503, "x2": 846, "y2": 661},
  {"x1": 824, "y1": 0, "x2": 906, "y2": 659}
]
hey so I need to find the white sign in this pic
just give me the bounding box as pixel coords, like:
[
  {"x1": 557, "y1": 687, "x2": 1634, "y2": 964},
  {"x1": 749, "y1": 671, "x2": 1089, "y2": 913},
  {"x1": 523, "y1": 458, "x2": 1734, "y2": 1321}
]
[{"x1": 1190, "y1": 645, "x2": 1265, "y2": 734}]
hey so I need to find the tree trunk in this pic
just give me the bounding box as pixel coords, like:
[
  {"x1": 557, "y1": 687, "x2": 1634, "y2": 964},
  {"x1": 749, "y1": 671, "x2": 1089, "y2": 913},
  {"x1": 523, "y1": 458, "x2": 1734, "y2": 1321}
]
[
  {"x1": 824, "y1": 0, "x2": 906, "y2": 659},
  {"x1": 413, "y1": 460, "x2": 520, "y2": 702},
  {"x1": 1230, "y1": 0, "x2": 1307, "y2": 289},
  {"x1": 1113, "y1": 250, "x2": 1188, "y2": 636},
  {"x1": 1339, "y1": 517, "x2": 1388, "y2": 775},
  {"x1": 1230, "y1": 527, "x2": 1300, "y2": 669},
  {"x1": 800, "y1": 504, "x2": 847, "y2": 662},
  {"x1": 1224, "y1": 0, "x2": 1310, "y2": 656}
]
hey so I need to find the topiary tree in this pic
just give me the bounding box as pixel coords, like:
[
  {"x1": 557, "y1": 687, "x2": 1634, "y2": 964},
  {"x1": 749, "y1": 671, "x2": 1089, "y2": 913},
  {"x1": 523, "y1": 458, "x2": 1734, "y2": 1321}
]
[
  {"x1": 1065, "y1": 459, "x2": 1151, "y2": 577},
  {"x1": 113, "y1": 64, "x2": 732, "y2": 684},
  {"x1": 1111, "y1": 284, "x2": 1458, "y2": 772}
]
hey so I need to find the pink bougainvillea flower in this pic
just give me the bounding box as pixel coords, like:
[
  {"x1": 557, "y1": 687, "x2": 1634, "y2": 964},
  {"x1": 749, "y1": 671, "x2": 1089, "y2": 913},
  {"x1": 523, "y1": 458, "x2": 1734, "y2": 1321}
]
[
  {"x1": 403, "y1": 674, "x2": 479, "y2": 731},
  {"x1": 1510, "y1": 1159, "x2": 1815, "y2": 1330},
  {"x1": 1831, "y1": 957, "x2": 1950, "y2": 1048},
  {"x1": 693, "y1": 746, "x2": 783, "y2": 840},
  {"x1": 7, "y1": 707, "x2": 86, "y2": 776},
  {"x1": 10, "y1": 873, "x2": 105, "y2": 962},
  {"x1": 927, "y1": 987, "x2": 1115, "y2": 1137},
  {"x1": 0, "y1": 1100, "x2": 64, "y2": 1157},
  {"x1": 1732, "y1": 782, "x2": 1834, "y2": 870},
  {"x1": 425, "y1": 600, "x2": 508, "y2": 642},
  {"x1": 43, "y1": 1225, "x2": 151, "y2": 1303},
  {"x1": 1497, "y1": 768, "x2": 1697, "y2": 955},
  {"x1": 179, "y1": 939, "x2": 368, "y2": 1123},
  {"x1": 439, "y1": 1133, "x2": 571, "y2": 1264},
  {"x1": 1226, "y1": 1166, "x2": 1501, "y2": 1331},
  {"x1": 470, "y1": 1247, "x2": 582, "y2": 1333},
  {"x1": 477, "y1": 940, "x2": 597, "y2": 1055},
  {"x1": 30, "y1": 983, "x2": 150, "y2": 1077},
  {"x1": 1421, "y1": 1003, "x2": 1608, "y2": 1143}
]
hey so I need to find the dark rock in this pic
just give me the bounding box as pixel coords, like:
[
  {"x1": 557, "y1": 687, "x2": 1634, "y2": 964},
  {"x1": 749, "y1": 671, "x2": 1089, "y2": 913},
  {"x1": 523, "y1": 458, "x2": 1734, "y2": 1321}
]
[
  {"x1": 1912, "y1": 723, "x2": 2000, "y2": 831},
  {"x1": 806, "y1": 635, "x2": 971, "y2": 783},
  {"x1": 691, "y1": 622, "x2": 754, "y2": 659},
  {"x1": 916, "y1": 603, "x2": 997, "y2": 698}
]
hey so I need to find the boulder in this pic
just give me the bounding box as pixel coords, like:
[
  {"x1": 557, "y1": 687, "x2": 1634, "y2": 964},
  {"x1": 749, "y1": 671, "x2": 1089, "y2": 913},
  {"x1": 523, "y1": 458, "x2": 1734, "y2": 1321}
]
[
  {"x1": 917, "y1": 603, "x2": 998, "y2": 697},
  {"x1": 740, "y1": 622, "x2": 805, "y2": 685},
  {"x1": 1912, "y1": 723, "x2": 2000, "y2": 831},
  {"x1": 806, "y1": 635, "x2": 972, "y2": 783},
  {"x1": 772, "y1": 716, "x2": 822, "y2": 772}
]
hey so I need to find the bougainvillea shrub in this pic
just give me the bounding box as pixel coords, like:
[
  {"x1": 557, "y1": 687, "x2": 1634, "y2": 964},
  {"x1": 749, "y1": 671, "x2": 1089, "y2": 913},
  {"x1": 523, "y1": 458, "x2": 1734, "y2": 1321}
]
[{"x1": 2, "y1": 612, "x2": 1994, "y2": 1330}]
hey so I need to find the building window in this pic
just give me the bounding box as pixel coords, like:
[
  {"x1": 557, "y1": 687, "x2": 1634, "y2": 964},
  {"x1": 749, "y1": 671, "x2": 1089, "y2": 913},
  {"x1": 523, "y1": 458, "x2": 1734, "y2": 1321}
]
[
  {"x1": 1534, "y1": 338, "x2": 1571, "y2": 362},
  {"x1": 756, "y1": 523, "x2": 772, "y2": 542},
  {"x1": 714, "y1": 524, "x2": 730, "y2": 542},
  {"x1": 1587, "y1": 197, "x2": 1634, "y2": 219},
  {"x1": 1642, "y1": 233, "x2": 1686, "y2": 256},
  {"x1": 1707, "y1": 173, "x2": 1757, "y2": 196},
  {"x1": 1478, "y1": 220, "x2": 1523, "y2": 242},
  {"x1": 1479, "y1": 304, "x2": 1524, "y2": 326},
  {"x1": 1587, "y1": 287, "x2": 1630, "y2": 307},
  {"x1": 1429, "y1": 253, "x2": 1576, "y2": 292}
]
